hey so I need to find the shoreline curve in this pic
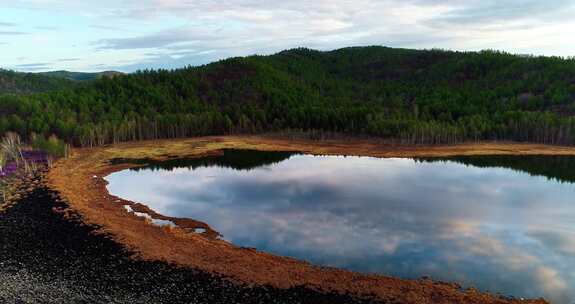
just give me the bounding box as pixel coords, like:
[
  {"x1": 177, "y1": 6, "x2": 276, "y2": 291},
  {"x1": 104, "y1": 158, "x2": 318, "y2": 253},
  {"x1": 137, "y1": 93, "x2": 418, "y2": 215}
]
[{"x1": 46, "y1": 136, "x2": 567, "y2": 304}]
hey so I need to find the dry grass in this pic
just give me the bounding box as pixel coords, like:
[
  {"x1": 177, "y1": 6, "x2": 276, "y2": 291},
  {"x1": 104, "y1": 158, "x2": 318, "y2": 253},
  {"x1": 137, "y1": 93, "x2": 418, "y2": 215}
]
[
  {"x1": 99, "y1": 136, "x2": 575, "y2": 160},
  {"x1": 45, "y1": 136, "x2": 563, "y2": 304}
]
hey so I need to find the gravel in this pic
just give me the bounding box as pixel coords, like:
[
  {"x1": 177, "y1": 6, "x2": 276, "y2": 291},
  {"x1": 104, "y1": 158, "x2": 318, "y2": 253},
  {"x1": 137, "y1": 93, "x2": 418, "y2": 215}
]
[{"x1": 0, "y1": 186, "x2": 379, "y2": 304}]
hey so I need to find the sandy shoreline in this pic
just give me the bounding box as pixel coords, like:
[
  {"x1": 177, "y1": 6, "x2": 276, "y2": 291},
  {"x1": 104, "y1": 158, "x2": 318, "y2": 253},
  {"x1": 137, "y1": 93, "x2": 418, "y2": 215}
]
[{"x1": 45, "y1": 136, "x2": 568, "y2": 303}]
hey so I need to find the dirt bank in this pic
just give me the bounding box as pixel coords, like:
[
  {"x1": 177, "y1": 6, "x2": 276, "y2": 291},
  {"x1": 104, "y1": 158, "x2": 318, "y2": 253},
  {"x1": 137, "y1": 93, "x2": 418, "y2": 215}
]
[{"x1": 47, "y1": 136, "x2": 564, "y2": 303}]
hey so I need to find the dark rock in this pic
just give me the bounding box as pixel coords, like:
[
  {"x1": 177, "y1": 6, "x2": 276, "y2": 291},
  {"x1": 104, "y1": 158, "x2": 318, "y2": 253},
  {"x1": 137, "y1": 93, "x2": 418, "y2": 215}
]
[{"x1": 0, "y1": 187, "x2": 380, "y2": 304}]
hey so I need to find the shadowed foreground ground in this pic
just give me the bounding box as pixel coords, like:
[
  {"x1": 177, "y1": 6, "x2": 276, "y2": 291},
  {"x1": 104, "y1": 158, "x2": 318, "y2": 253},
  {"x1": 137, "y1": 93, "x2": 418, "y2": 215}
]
[{"x1": 0, "y1": 185, "x2": 378, "y2": 304}]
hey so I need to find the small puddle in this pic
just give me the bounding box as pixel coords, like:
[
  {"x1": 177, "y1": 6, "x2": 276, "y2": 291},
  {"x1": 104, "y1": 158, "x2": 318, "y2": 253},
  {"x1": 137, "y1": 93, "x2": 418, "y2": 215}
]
[{"x1": 123, "y1": 205, "x2": 176, "y2": 228}]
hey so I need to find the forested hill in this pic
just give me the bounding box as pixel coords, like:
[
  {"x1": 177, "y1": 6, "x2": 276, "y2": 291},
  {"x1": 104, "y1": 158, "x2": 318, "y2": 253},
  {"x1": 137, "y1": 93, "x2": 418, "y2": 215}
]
[
  {"x1": 37, "y1": 70, "x2": 123, "y2": 81},
  {"x1": 1, "y1": 46, "x2": 575, "y2": 147},
  {"x1": 0, "y1": 69, "x2": 122, "y2": 95},
  {"x1": 0, "y1": 69, "x2": 74, "y2": 95}
]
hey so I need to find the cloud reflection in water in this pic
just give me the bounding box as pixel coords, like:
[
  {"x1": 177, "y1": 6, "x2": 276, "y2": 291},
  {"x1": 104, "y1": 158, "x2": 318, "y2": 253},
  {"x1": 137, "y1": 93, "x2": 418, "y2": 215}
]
[{"x1": 106, "y1": 154, "x2": 575, "y2": 303}]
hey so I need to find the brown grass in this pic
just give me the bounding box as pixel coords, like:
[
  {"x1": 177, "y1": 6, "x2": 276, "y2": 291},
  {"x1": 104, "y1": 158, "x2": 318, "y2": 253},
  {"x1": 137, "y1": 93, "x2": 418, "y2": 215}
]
[{"x1": 45, "y1": 136, "x2": 566, "y2": 304}]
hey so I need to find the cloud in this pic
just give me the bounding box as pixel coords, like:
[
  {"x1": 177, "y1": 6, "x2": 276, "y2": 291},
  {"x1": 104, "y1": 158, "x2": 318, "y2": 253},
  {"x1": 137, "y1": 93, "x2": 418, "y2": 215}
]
[
  {"x1": 425, "y1": 0, "x2": 575, "y2": 26},
  {"x1": 91, "y1": 0, "x2": 575, "y2": 71},
  {"x1": 0, "y1": 21, "x2": 15, "y2": 27},
  {"x1": 2, "y1": 0, "x2": 575, "y2": 72},
  {"x1": 56, "y1": 58, "x2": 80, "y2": 62},
  {"x1": 88, "y1": 24, "x2": 122, "y2": 31},
  {"x1": 14, "y1": 63, "x2": 49, "y2": 67},
  {"x1": 35, "y1": 26, "x2": 58, "y2": 31},
  {"x1": 95, "y1": 1, "x2": 448, "y2": 53},
  {"x1": 96, "y1": 27, "x2": 220, "y2": 50},
  {"x1": 0, "y1": 31, "x2": 26, "y2": 35},
  {"x1": 12, "y1": 62, "x2": 51, "y2": 71}
]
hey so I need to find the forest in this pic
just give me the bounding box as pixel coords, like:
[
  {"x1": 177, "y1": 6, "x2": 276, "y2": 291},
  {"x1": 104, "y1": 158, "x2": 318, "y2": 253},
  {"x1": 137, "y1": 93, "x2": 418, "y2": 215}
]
[{"x1": 1, "y1": 46, "x2": 575, "y2": 147}]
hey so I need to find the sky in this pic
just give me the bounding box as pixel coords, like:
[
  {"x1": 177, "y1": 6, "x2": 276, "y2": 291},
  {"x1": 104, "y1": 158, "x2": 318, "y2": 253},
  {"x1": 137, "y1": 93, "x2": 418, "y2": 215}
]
[{"x1": 1, "y1": 0, "x2": 574, "y2": 73}]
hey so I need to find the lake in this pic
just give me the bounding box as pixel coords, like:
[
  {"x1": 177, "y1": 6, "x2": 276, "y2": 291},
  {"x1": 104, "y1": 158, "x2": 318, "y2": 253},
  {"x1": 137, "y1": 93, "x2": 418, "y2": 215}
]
[{"x1": 106, "y1": 150, "x2": 575, "y2": 303}]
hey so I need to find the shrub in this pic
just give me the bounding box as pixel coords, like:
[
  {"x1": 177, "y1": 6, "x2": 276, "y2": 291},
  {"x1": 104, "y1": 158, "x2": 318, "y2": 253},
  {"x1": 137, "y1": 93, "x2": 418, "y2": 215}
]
[
  {"x1": 1, "y1": 133, "x2": 23, "y2": 164},
  {"x1": 0, "y1": 151, "x2": 5, "y2": 172},
  {"x1": 31, "y1": 134, "x2": 68, "y2": 158}
]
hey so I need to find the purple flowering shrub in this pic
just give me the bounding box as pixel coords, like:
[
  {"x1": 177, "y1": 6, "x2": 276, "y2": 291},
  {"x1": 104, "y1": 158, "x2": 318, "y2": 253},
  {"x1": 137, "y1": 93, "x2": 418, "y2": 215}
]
[
  {"x1": 1, "y1": 133, "x2": 49, "y2": 181},
  {"x1": 1, "y1": 133, "x2": 51, "y2": 202}
]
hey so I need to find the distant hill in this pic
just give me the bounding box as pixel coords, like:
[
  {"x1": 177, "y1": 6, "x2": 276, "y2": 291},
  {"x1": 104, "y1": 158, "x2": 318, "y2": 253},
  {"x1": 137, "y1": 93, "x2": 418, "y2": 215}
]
[
  {"x1": 0, "y1": 69, "x2": 124, "y2": 95},
  {"x1": 0, "y1": 69, "x2": 74, "y2": 95},
  {"x1": 38, "y1": 70, "x2": 124, "y2": 81}
]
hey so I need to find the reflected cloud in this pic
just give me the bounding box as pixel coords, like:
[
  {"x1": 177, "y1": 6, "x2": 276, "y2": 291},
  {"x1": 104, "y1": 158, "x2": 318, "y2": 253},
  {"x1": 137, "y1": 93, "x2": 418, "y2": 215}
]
[
  {"x1": 529, "y1": 229, "x2": 575, "y2": 255},
  {"x1": 535, "y1": 266, "x2": 569, "y2": 303},
  {"x1": 106, "y1": 152, "x2": 575, "y2": 303}
]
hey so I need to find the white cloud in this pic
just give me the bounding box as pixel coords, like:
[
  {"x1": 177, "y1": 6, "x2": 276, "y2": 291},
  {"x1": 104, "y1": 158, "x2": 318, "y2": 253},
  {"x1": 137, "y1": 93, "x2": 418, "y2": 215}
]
[{"x1": 1, "y1": 0, "x2": 574, "y2": 71}]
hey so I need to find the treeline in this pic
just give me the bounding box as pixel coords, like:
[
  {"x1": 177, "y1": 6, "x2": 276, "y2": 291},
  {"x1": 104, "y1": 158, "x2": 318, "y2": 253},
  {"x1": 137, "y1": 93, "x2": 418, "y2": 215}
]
[
  {"x1": 37, "y1": 70, "x2": 124, "y2": 81},
  {"x1": 417, "y1": 155, "x2": 575, "y2": 184},
  {"x1": 1, "y1": 46, "x2": 575, "y2": 146},
  {"x1": 124, "y1": 149, "x2": 297, "y2": 172}
]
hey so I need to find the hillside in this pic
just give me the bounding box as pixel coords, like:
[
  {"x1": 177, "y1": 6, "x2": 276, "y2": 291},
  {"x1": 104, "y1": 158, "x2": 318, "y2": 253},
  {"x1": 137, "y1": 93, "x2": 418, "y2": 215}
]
[
  {"x1": 38, "y1": 70, "x2": 124, "y2": 81},
  {"x1": 0, "y1": 69, "x2": 74, "y2": 95},
  {"x1": 0, "y1": 69, "x2": 122, "y2": 95},
  {"x1": 1, "y1": 46, "x2": 575, "y2": 146}
]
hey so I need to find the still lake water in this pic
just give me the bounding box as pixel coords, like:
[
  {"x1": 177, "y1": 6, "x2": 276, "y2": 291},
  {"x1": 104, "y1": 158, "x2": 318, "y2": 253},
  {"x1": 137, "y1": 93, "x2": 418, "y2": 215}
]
[{"x1": 106, "y1": 150, "x2": 575, "y2": 303}]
